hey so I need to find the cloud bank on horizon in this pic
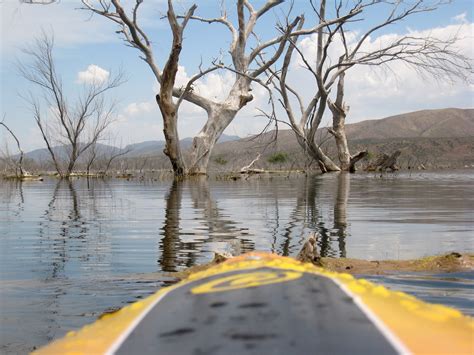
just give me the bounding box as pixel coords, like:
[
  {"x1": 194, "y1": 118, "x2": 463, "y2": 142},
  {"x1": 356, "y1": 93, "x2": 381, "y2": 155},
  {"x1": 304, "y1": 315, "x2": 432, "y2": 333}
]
[{"x1": 1, "y1": 1, "x2": 473, "y2": 151}]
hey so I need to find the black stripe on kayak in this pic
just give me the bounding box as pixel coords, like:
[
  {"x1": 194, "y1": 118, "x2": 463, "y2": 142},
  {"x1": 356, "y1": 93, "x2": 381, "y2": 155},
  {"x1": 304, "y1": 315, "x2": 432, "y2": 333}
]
[{"x1": 115, "y1": 267, "x2": 399, "y2": 355}]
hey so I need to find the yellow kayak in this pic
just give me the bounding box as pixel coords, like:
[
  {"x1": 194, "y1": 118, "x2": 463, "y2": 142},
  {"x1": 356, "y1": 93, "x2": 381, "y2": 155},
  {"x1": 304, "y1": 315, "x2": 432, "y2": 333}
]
[{"x1": 34, "y1": 253, "x2": 473, "y2": 354}]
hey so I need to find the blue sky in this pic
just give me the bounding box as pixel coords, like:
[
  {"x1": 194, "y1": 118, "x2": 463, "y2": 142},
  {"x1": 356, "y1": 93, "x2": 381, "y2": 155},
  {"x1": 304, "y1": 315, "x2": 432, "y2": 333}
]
[{"x1": 1, "y1": 0, "x2": 473, "y2": 152}]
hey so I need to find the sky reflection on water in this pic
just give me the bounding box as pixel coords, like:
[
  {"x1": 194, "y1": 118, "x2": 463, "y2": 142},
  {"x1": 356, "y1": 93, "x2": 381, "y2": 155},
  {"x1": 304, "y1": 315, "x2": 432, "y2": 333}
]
[{"x1": 1, "y1": 171, "x2": 473, "y2": 352}]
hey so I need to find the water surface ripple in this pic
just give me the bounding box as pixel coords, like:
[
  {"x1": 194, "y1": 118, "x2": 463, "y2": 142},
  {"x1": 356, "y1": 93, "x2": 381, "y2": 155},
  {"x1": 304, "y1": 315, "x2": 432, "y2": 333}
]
[{"x1": 1, "y1": 171, "x2": 473, "y2": 352}]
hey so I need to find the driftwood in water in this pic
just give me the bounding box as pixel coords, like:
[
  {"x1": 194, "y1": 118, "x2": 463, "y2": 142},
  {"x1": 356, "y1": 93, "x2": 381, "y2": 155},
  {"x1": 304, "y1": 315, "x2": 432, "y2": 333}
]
[
  {"x1": 366, "y1": 150, "x2": 401, "y2": 172},
  {"x1": 241, "y1": 169, "x2": 266, "y2": 174},
  {"x1": 349, "y1": 150, "x2": 369, "y2": 172},
  {"x1": 240, "y1": 153, "x2": 262, "y2": 173}
]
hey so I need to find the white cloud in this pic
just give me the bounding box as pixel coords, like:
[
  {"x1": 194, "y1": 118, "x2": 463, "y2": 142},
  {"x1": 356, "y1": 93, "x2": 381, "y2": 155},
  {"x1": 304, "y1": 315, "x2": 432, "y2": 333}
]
[
  {"x1": 175, "y1": 65, "x2": 191, "y2": 88},
  {"x1": 124, "y1": 101, "x2": 155, "y2": 116},
  {"x1": 77, "y1": 64, "x2": 110, "y2": 84},
  {"x1": 1, "y1": 2, "x2": 115, "y2": 56},
  {"x1": 452, "y1": 12, "x2": 468, "y2": 24},
  {"x1": 287, "y1": 22, "x2": 474, "y2": 124},
  {"x1": 113, "y1": 118, "x2": 165, "y2": 145},
  {"x1": 193, "y1": 71, "x2": 235, "y2": 101}
]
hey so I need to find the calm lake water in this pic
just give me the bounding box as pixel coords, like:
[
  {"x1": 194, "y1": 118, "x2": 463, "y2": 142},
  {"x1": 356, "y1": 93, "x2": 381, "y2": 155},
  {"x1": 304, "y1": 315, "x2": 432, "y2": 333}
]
[{"x1": 1, "y1": 171, "x2": 473, "y2": 352}]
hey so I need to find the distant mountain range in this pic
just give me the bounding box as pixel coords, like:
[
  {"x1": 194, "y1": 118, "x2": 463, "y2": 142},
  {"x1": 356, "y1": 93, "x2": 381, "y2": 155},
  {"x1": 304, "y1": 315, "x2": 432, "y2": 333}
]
[
  {"x1": 210, "y1": 108, "x2": 474, "y2": 170},
  {"x1": 21, "y1": 108, "x2": 474, "y2": 169},
  {"x1": 344, "y1": 108, "x2": 474, "y2": 139},
  {"x1": 23, "y1": 134, "x2": 241, "y2": 162}
]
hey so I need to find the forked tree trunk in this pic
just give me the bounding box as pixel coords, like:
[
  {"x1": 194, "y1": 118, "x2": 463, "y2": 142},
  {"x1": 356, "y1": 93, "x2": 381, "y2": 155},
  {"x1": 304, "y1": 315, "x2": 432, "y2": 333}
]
[
  {"x1": 65, "y1": 144, "x2": 79, "y2": 177},
  {"x1": 295, "y1": 135, "x2": 341, "y2": 173},
  {"x1": 188, "y1": 77, "x2": 253, "y2": 175},
  {"x1": 309, "y1": 143, "x2": 341, "y2": 172},
  {"x1": 82, "y1": 0, "x2": 299, "y2": 178},
  {"x1": 188, "y1": 107, "x2": 237, "y2": 175},
  {"x1": 329, "y1": 72, "x2": 368, "y2": 172}
]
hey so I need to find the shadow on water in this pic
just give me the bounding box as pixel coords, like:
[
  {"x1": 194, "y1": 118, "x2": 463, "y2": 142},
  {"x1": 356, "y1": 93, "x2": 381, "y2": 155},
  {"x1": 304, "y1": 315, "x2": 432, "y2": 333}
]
[{"x1": 159, "y1": 178, "x2": 255, "y2": 272}]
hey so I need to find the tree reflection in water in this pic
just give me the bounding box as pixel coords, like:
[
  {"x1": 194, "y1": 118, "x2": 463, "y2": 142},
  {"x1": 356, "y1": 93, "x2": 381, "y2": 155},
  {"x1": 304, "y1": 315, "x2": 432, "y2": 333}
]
[
  {"x1": 159, "y1": 173, "x2": 350, "y2": 271},
  {"x1": 1, "y1": 179, "x2": 25, "y2": 218},
  {"x1": 334, "y1": 172, "x2": 350, "y2": 258},
  {"x1": 277, "y1": 173, "x2": 349, "y2": 258},
  {"x1": 159, "y1": 177, "x2": 254, "y2": 272},
  {"x1": 32, "y1": 179, "x2": 114, "y2": 344}
]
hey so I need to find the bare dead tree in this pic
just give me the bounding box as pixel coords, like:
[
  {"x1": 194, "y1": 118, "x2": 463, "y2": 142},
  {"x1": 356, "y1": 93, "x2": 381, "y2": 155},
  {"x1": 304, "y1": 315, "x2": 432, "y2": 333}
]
[
  {"x1": 101, "y1": 143, "x2": 131, "y2": 176},
  {"x1": 0, "y1": 116, "x2": 26, "y2": 177},
  {"x1": 85, "y1": 141, "x2": 99, "y2": 175},
  {"x1": 81, "y1": 0, "x2": 356, "y2": 176},
  {"x1": 82, "y1": 133, "x2": 125, "y2": 175},
  {"x1": 19, "y1": 33, "x2": 124, "y2": 178},
  {"x1": 19, "y1": 0, "x2": 57, "y2": 4},
  {"x1": 100, "y1": 149, "x2": 130, "y2": 176},
  {"x1": 269, "y1": 0, "x2": 472, "y2": 173},
  {"x1": 156, "y1": 1, "x2": 197, "y2": 177}
]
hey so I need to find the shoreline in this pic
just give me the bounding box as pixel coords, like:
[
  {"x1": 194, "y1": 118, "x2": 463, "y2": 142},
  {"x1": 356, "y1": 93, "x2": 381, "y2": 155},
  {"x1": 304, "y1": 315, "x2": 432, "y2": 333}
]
[{"x1": 2, "y1": 166, "x2": 474, "y2": 182}]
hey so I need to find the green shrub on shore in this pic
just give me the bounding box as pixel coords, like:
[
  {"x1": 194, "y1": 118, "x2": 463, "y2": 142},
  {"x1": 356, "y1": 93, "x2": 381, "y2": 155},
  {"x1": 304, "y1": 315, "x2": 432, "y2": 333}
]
[
  {"x1": 268, "y1": 152, "x2": 288, "y2": 164},
  {"x1": 214, "y1": 156, "x2": 228, "y2": 165}
]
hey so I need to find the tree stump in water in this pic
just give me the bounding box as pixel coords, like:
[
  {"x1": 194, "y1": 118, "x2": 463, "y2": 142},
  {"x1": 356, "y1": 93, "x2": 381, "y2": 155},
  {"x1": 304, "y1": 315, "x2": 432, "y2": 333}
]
[
  {"x1": 366, "y1": 150, "x2": 401, "y2": 172},
  {"x1": 349, "y1": 150, "x2": 369, "y2": 172}
]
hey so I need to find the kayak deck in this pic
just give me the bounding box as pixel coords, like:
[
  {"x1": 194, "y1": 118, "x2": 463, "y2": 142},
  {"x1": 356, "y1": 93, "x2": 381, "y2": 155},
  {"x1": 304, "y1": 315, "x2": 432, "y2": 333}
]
[{"x1": 34, "y1": 253, "x2": 474, "y2": 355}]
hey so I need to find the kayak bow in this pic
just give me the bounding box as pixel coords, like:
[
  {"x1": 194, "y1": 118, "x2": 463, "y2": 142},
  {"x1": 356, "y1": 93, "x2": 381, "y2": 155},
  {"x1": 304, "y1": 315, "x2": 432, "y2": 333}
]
[{"x1": 34, "y1": 252, "x2": 474, "y2": 354}]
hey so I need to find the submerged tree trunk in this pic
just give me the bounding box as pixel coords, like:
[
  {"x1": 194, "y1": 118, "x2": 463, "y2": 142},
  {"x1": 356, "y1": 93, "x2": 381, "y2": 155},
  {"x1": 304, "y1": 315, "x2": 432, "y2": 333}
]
[
  {"x1": 309, "y1": 143, "x2": 341, "y2": 173},
  {"x1": 328, "y1": 72, "x2": 350, "y2": 171},
  {"x1": 156, "y1": 94, "x2": 186, "y2": 176},
  {"x1": 328, "y1": 72, "x2": 368, "y2": 173},
  {"x1": 295, "y1": 135, "x2": 340, "y2": 173},
  {"x1": 65, "y1": 143, "x2": 79, "y2": 177},
  {"x1": 160, "y1": 4, "x2": 193, "y2": 177},
  {"x1": 154, "y1": 2, "x2": 196, "y2": 177}
]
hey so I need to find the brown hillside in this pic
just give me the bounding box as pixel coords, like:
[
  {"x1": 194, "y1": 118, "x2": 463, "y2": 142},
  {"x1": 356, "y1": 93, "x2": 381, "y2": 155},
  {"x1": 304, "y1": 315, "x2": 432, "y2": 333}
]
[
  {"x1": 345, "y1": 108, "x2": 474, "y2": 139},
  {"x1": 210, "y1": 108, "x2": 474, "y2": 171},
  {"x1": 82, "y1": 108, "x2": 473, "y2": 172}
]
